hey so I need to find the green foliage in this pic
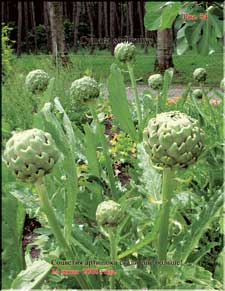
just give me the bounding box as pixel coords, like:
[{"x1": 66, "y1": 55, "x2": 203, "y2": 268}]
[
  {"x1": 2, "y1": 24, "x2": 15, "y2": 79},
  {"x1": 144, "y1": 2, "x2": 223, "y2": 55}
]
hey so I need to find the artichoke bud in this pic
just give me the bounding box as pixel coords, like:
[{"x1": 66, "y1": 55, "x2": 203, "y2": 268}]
[
  {"x1": 193, "y1": 68, "x2": 207, "y2": 83},
  {"x1": 96, "y1": 200, "x2": 122, "y2": 228},
  {"x1": 143, "y1": 111, "x2": 204, "y2": 169},
  {"x1": 220, "y1": 78, "x2": 225, "y2": 92},
  {"x1": 114, "y1": 42, "x2": 136, "y2": 63},
  {"x1": 25, "y1": 69, "x2": 50, "y2": 94},
  {"x1": 148, "y1": 74, "x2": 163, "y2": 90},
  {"x1": 192, "y1": 89, "x2": 203, "y2": 99},
  {"x1": 3, "y1": 128, "x2": 60, "y2": 183},
  {"x1": 70, "y1": 76, "x2": 100, "y2": 104}
]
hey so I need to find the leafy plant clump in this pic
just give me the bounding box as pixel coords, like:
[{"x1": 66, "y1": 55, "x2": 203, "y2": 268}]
[{"x1": 2, "y1": 42, "x2": 224, "y2": 290}]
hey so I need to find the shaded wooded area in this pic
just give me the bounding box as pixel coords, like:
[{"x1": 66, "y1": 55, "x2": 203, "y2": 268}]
[{"x1": 1, "y1": 1, "x2": 157, "y2": 55}]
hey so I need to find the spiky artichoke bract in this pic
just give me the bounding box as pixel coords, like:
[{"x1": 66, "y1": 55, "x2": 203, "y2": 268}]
[
  {"x1": 3, "y1": 128, "x2": 59, "y2": 183},
  {"x1": 96, "y1": 200, "x2": 122, "y2": 228},
  {"x1": 148, "y1": 74, "x2": 163, "y2": 90},
  {"x1": 70, "y1": 76, "x2": 100, "y2": 104},
  {"x1": 193, "y1": 68, "x2": 207, "y2": 83},
  {"x1": 25, "y1": 69, "x2": 50, "y2": 94},
  {"x1": 192, "y1": 89, "x2": 203, "y2": 99},
  {"x1": 114, "y1": 42, "x2": 136, "y2": 63},
  {"x1": 143, "y1": 111, "x2": 204, "y2": 169}
]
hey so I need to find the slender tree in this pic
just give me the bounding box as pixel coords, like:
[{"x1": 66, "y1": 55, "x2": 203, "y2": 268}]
[
  {"x1": 104, "y1": 1, "x2": 109, "y2": 38},
  {"x1": 98, "y1": 2, "x2": 103, "y2": 38},
  {"x1": 155, "y1": 28, "x2": 174, "y2": 72},
  {"x1": 109, "y1": 1, "x2": 115, "y2": 54},
  {"x1": 128, "y1": 2, "x2": 134, "y2": 38},
  {"x1": 30, "y1": 1, "x2": 37, "y2": 54},
  {"x1": 24, "y1": 2, "x2": 29, "y2": 53},
  {"x1": 86, "y1": 2, "x2": 94, "y2": 53},
  {"x1": 73, "y1": 1, "x2": 81, "y2": 52},
  {"x1": 48, "y1": 1, "x2": 71, "y2": 66},
  {"x1": 43, "y1": 2, "x2": 51, "y2": 52},
  {"x1": 17, "y1": 1, "x2": 22, "y2": 57}
]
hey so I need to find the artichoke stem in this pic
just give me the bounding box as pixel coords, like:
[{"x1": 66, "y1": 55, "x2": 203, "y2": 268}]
[
  {"x1": 157, "y1": 168, "x2": 175, "y2": 285},
  {"x1": 88, "y1": 102, "x2": 118, "y2": 198},
  {"x1": 108, "y1": 230, "x2": 118, "y2": 289},
  {"x1": 127, "y1": 62, "x2": 143, "y2": 140},
  {"x1": 35, "y1": 179, "x2": 73, "y2": 258}
]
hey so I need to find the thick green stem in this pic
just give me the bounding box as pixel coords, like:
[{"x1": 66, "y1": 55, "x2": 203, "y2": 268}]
[
  {"x1": 127, "y1": 62, "x2": 142, "y2": 139},
  {"x1": 35, "y1": 179, "x2": 89, "y2": 289},
  {"x1": 89, "y1": 102, "x2": 118, "y2": 198},
  {"x1": 36, "y1": 179, "x2": 73, "y2": 257},
  {"x1": 108, "y1": 230, "x2": 118, "y2": 289},
  {"x1": 157, "y1": 168, "x2": 175, "y2": 285}
]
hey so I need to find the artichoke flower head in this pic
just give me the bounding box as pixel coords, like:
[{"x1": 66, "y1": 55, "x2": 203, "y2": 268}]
[
  {"x1": 192, "y1": 89, "x2": 203, "y2": 99},
  {"x1": 96, "y1": 200, "x2": 122, "y2": 228},
  {"x1": 193, "y1": 68, "x2": 207, "y2": 83},
  {"x1": 148, "y1": 74, "x2": 163, "y2": 90},
  {"x1": 143, "y1": 111, "x2": 204, "y2": 169},
  {"x1": 3, "y1": 128, "x2": 59, "y2": 183},
  {"x1": 70, "y1": 76, "x2": 100, "y2": 104},
  {"x1": 114, "y1": 42, "x2": 136, "y2": 63},
  {"x1": 25, "y1": 69, "x2": 50, "y2": 94}
]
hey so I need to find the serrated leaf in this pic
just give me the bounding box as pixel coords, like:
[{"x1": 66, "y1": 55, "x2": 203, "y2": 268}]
[
  {"x1": 107, "y1": 64, "x2": 137, "y2": 141},
  {"x1": 160, "y1": 2, "x2": 181, "y2": 29},
  {"x1": 144, "y1": 2, "x2": 164, "y2": 30}
]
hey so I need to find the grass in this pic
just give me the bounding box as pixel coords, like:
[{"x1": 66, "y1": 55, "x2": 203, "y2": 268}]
[{"x1": 11, "y1": 47, "x2": 223, "y2": 87}]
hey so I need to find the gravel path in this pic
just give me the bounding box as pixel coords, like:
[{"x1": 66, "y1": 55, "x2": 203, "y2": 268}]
[{"x1": 125, "y1": 85, "x2": 221, "y2": 100}]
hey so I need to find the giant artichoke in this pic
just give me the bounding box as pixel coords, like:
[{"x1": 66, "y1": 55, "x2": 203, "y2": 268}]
[
  {"x1": 114, "y1": 42, "x2": 136, "y2": 63},
  {"x1": 25, "y1": 69, "x2": 50, "y2": 93},
  {"x1": 193, "y1": 68, "x2": 207, "y2": 83},
  {"x1": 192, "y1": 89, "x2": 203, "y2": 99},
  {"x1": 143, "y1": 111, "x2": 204, "y2": 169},
  {"x1": 3, "y1": 128, "x2": 59, "y2": 183},
  {"x1": 70, "y1": 76, "x2": 100, "y2": 103},
  {"x1": 148, "y1": 74, "x2": 163, "y2": 90},
  {"x1": 96, "y1": 200, "x2": 122, "y2": 228}
]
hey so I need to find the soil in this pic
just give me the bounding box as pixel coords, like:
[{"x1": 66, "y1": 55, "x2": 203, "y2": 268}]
[{"x1": 22, "y1": 215, "x2": 41, "y2": 259}]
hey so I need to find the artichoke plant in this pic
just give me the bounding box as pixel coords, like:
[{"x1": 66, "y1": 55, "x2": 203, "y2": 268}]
[
  {"x1": 143, "y1": 111, "x2": 204, "y2": 169},
  {"x1": 70, "y1": 76, "x2": 100, "y2": 104},
  {"x1": 114, "y1": 42, "x2": 136, "y2": 63},
  {"x1": 25, "y1": 69, "x2": 50, "y2": 93},
  {"x1": 96, "y1": 200, "x2": 122, "y2": 228},
  {"x1": 3, "y1": 128, "x2": 59, "y2": 183},
  {"x1": 192, "y1": 89, "x2": 203, "y2": 99},
  {"x1": 193, "y1": 68, "x2": 207, "y2": 83},
  {"x1": 143, "y1": 111, "x2": 204, "y2": 275},
  {"x1": 148, "y1": 74, "x2": 163, "y2": 90}
]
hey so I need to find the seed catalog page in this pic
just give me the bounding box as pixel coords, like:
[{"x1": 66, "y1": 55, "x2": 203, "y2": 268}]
[{"x1": 2, "y1": 0, "x2": 224, "y2": 290}]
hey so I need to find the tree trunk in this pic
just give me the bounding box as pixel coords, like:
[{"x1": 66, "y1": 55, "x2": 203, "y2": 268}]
[
  {"x1": 138, "y1": 1, "x2": 144, "y2": 39},
  {"x1": 30, "y1": 2, "x2": 37, "y2": 54},
  {"x1": 104, "y1": 2, "x2": 109, "y2": 38},
  {"x1": 120, "y1": 2, "x2": 124, "y2": 36},
  {"x1": 1, "y1": 2, "x2": 5, "y2": 23},
  {"x1": 98, "y1": 2, "x2": 103, "y2": 38},
  {"x1": 24, "y1": 2, "x2": 29, "y2": 53},
  {"x1": 128, "y1": 2, "x2": 134, "y2": 38},
  {"x1": 73, "y1": 1, "x2": 81, "y2": 52},
  {"x1": 48, "y1": 1, "x2": 71, "y2": 66},
  {"x1": 43, "y1": 2, "x2": 51, "y2": 52},
  {"x1": 86, "y1": 2, "x2": 94, "y2": 54},
  {"x1": 17, "y1": 1, "x2": 22, "y2": 57},
  {"x1": 109, "y1": 1, "x2": 115, "y2": 55},
  {"x1": 155, "y1": 29, "x2": 174, "y2": 73},
  {"x1": 64, "y1": 2, "x2": 68, "y2": 19},
  {"x1": 126, "y1": 2, "x2": 129, "y2": 37}
]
